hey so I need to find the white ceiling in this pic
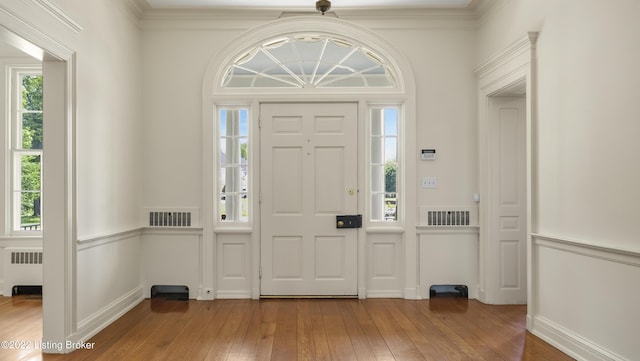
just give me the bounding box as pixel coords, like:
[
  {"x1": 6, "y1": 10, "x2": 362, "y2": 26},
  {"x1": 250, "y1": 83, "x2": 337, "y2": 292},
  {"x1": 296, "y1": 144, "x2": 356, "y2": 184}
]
[{"x1": 144, "y1": 0, "x2": 476, "y2": 10}]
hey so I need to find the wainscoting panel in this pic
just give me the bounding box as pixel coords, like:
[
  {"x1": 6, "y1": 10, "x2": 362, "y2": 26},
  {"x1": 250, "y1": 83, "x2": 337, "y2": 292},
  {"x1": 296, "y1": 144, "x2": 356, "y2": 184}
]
[
  {"x1": 76, "y1": 230, "x2": 144, "y2": 343},
  {"x1": 366, "y1": 232, "x2": 403, "y2": 298},
  {"x1": 216, "y1": 233, "x2": 252, "y2": 298},
  {"x1": 531, "y1": 234, "x2": 640, "y2": 361},
  {"x1": 418, "y1": 227, "x2": 479, "y2": 299},
  {"x1": 140, "y1": 229, "x2": 202, "y2": 299}
]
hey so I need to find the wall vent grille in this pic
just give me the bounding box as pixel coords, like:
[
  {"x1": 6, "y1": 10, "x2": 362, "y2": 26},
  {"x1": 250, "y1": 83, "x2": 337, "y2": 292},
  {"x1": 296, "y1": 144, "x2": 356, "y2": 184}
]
[
  {"x1": 149, "y1": 211, "x2": 192, "y2": 227},
  {"x1": 11, "y1": 251, "x2": 43, "y2": 265},
  {"x1": 427, "y1": 210, "x2": 470, "y2": 226}
]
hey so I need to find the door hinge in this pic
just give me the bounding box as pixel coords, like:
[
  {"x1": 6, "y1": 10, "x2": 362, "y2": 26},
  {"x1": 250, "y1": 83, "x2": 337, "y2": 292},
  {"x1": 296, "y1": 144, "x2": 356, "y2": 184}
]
[{"x1": 259, "y1": 266, "x2": 262, "y2": 279}]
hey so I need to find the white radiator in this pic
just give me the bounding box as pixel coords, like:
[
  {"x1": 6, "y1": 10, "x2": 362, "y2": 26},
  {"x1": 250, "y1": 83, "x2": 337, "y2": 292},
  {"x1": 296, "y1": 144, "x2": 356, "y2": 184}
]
[{"x1": 3, "y1": 248, "x2": 43, "y2": 296}]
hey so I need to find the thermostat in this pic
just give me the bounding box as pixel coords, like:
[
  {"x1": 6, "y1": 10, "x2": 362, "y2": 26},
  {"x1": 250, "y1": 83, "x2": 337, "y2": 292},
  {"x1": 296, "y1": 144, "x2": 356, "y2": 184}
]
[{"x1": 421, "y1": 149, "x2": 436, "y2": 160}]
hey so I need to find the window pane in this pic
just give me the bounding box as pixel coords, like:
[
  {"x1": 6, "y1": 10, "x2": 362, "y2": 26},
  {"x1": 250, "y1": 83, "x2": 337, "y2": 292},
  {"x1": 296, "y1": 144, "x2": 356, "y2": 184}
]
[
  {"x1": 384, "y1": 196, "x2": 397, "y2": 221},
  {"x1": 371, "y1": 165, "x2": 384, "y2": 193},
  {"x1": 20, "y1": 154, "x2": 41, "y2": 191},
  {"x1": 20, "y1": 191, "x2": 41, "y2": 230},
  {"x1": 22, "y1": 75, "x2": 43, "y2": 111},
  {"x1": 384, "y1": 108, "x2": 397, "y2": 135},
  {"x1": 371, "y1": 194, "x2": 384, "y2": 221},
  {"x1": 371, "y1": 110, "x2": 383, "y2": 136},
  {"x1": 384, "y1": 161, "x2": 397, "y2": 193},
  {"x1": 17, "y1": 154, "x2": 41, "y2": 231},
  {"x1": 385, "y1": 138, "x2": 397, "y2": 163},
  {"x1": 371, "y1": 137, "x2": 383, "y2": 164},
  {"x1": 22, "y1": 113, "x2": 43, "y2": 149}
]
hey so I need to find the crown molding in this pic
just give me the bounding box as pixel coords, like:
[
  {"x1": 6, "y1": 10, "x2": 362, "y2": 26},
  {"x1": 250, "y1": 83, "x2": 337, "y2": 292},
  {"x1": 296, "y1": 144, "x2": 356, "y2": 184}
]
[
  {"x1": 139, "y1": 8, "x2": 481, "y2": 31},
  {"x1": 31, "y1": 0, "x2": 83, "y2": 34}
]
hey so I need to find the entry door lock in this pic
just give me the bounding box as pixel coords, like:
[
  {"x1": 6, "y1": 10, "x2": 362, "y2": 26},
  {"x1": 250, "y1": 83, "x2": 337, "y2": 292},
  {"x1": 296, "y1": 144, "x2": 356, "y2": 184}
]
[{"x1": 336, "y1": 215, "x2": 362, "y2": 228}]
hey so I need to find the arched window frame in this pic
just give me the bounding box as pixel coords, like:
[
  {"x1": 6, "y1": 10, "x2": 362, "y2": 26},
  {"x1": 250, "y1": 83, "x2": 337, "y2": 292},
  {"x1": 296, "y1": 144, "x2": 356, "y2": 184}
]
[
  {"x1": 203, "y1": 17, "x2": 416, "y2": 233},
  {"x1": 221, "y1": 34, "x2": 397, "y2": 89}
]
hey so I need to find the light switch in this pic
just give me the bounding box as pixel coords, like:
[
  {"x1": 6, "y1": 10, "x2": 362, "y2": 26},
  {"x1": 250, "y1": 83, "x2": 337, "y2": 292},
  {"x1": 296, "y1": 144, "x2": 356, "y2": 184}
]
[{"x1": 422, "y1": 177, "x2": 437, "y2": 188}]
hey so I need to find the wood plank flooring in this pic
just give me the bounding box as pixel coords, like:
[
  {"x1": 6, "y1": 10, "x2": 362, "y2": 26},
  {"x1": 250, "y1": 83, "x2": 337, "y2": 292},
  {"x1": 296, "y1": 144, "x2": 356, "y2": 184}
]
[{"x1": 0, "y1": 296, "x2": 574, "y2": 360}]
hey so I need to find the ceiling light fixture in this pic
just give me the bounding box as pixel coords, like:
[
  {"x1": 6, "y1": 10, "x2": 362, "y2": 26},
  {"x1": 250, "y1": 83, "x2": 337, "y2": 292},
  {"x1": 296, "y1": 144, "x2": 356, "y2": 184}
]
[{"x1": 315, "y1": 0, "x2": 331, "y2": 15}]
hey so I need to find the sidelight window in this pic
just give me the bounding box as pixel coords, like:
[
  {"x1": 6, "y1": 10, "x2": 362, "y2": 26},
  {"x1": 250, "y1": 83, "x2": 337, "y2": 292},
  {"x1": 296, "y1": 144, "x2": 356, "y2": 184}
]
[
  {"x1": 370, "y1": 107, "x2": 399, "y2": 222},
  {"x1": 218, "y1": 108, "x2": 249, "y2": 222}
]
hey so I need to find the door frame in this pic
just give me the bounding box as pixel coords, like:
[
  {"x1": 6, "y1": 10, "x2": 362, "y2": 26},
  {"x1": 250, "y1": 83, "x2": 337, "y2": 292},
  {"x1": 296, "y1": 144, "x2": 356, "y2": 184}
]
[
  {"x1": 476, "y1": 33, "x2": 538, "y2": 326},
  {"x1": 202, "y1": 17, "x2": 417, "y2": 300},
  {"x1": 0, "y1": 7, "x2": 78, "y2": 351}
]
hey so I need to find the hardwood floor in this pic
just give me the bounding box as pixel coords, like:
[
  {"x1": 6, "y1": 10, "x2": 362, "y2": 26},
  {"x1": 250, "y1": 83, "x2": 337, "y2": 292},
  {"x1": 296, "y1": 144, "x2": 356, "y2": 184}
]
[{"x1": 0, "y1": 296, "x2": 574, "y2": 360}]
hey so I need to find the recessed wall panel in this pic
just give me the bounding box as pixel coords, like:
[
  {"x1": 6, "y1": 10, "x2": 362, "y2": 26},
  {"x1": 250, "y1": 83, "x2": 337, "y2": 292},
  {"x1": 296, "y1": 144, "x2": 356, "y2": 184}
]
[
  {"x1": 222, "y1": 243, "x2": 245, "y2": 279},
  {"x1": 372, "y1": 242, "x2": 395, "y2": 278}
]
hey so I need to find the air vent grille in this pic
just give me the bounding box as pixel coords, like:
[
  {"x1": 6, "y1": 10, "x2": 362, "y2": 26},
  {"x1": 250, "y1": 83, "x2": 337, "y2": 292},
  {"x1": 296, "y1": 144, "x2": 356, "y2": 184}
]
[
  {"x1": 11, "y1": 251, "x2": 43, "y2": 265},
  {"x1": 149, "y1": 211, "x2": 192, "y2": 227},
  {"x1": 427, "y1": 210, "x2": 470, "y2": 226}
]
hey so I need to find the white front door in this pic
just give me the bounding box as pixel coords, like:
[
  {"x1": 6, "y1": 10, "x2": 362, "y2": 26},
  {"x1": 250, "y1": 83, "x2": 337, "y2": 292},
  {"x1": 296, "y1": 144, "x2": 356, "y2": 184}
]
[
  {"x1": 490, "y1": 96, "x2": 527, "y2": 304},
  {"x1": 260, "y1": 102, "x2": 358, "y2": 296}
]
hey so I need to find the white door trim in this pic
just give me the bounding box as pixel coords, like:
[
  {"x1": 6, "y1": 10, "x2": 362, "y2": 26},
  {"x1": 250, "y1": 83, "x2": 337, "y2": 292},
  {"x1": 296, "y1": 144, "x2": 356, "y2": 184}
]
[
  {"x1": 0, "y1": 5, "x2": 78, "y2": 352},
  {"x1": 476, "y1": 33, "x2": 538, "y2": 325}
]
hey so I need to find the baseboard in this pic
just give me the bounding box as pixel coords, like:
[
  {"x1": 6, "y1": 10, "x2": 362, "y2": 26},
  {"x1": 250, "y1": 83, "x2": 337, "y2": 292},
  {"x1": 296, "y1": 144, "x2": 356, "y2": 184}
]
[
  {"x1": 215, "y1": 290, "x2": 252, "y2": 299},
  {"x1": 367, "y1": 290, "x2": 403, "y2": 298},
  {"x1": 72, "y1": 286, "x2": 144, "y2": 344},
  {"x1": 532, "y1": 315, "x2": 629, "y2": 361}
]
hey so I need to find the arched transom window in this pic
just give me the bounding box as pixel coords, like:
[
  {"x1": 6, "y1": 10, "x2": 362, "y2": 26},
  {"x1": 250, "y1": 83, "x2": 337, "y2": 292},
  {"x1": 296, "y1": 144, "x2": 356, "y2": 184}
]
[{"x1": 222, "y1": 34, "x2": 396, "y2": 88}]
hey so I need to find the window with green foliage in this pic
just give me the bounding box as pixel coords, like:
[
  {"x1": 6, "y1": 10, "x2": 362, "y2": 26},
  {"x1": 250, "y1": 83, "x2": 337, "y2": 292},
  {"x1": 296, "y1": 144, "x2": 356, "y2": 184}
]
[
  {"x1": 12, "y1": 70, "x2": 43, "y2": 232},
  {"x1": 370, "y1": 107, "x2": 399, "y2": 222},
  {"x1": 218, "y1": 108, "x2": 249, "y2": 222}
]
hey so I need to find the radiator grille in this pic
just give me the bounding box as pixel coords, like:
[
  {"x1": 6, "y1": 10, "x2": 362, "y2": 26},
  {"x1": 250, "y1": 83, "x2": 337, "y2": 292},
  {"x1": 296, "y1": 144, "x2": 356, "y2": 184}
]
[
  {"x1": 149, "y1": 211, "x2": 192, "y2": 227},
  {"x1": 427, "y1": 210, "x2": 470, "y2": 226},
  {"x1": 11, "y1": 251, "x2": 43, "y2": 265}
]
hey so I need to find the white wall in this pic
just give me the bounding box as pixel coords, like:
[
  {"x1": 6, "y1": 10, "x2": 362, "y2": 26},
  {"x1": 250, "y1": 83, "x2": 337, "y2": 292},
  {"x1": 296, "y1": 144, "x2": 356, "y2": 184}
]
[
  {"x1": 140, "y1": 11, "x2": 479, "y2": 297},
  {"x1": 478, "y1": 1, "x2": 640, "y2": 359},
  {"x1": 55, "y1": 0, "x2": 144, "y2": 237},
  {"x1": 59, "y1": 0, "x2": 146, "y2": 342},
  {"x1": 0, "y1": 0, "x2": 145, "y2": 349}
]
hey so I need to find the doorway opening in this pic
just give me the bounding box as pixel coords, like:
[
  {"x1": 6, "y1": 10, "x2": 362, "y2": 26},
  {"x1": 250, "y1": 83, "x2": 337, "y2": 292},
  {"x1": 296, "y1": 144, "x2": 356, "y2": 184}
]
[
  {"x1": 476, "y1": 33, "x2": 537, "y2": 314},
  {"x1": 0, "y1": 22, "x2": 75, "y2": 350}
]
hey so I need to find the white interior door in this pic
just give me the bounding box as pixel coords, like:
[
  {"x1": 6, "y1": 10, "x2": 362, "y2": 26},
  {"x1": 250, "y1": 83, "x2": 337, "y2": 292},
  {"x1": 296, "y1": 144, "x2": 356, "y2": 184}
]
[
  {"x1": 490, "y1": 96, "x2": 527, "y2": 304},
  {"x1": 260, "y1": 102, "x2": 358, "y2": 296}
]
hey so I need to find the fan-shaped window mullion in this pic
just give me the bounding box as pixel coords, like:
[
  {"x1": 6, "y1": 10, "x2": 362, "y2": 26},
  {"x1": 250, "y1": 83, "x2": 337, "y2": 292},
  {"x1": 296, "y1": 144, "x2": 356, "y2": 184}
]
[
  {"x1": 234, "y1": 64, "x2": 300, "y2": 88},
  {"x1": 260, "y1": 47, "x2": 305, "y2": 87},
  {"x1": 314, "y1": 47, "x2": 358, "y2": 86},
  {"x1": 222, "y1": 34, "x2": 396, "y2": 89},
  {"x1": 318, "y1": 64, "x2": 383, "y2": 87}
]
